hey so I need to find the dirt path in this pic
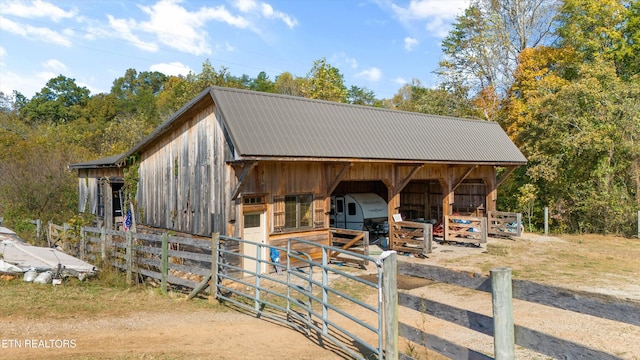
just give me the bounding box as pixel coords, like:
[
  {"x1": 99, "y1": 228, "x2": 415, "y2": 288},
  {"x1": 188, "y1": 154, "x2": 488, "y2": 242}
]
[
  {"x1": 0, "y1": 308, "x2": 347, "y2": 360},
  {"x1": 2, "y1": 233, "x2": 640, "y2": 359}
]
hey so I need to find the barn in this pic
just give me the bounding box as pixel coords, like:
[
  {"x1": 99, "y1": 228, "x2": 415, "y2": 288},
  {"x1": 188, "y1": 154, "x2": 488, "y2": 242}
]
[{"x1": 70, "y1": 86, "x2": 526, "y2": 255}]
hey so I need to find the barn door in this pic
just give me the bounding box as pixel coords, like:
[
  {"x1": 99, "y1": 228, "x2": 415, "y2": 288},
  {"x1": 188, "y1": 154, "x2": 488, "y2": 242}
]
[{"x1": 242, "y1": 211, "x2": 266, "y2": 275}]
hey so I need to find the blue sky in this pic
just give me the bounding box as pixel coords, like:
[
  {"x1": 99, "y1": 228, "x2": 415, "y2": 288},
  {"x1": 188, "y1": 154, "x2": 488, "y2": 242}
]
[{"x1": 0, "y1": 0, "x2": 470, "y2": 100}]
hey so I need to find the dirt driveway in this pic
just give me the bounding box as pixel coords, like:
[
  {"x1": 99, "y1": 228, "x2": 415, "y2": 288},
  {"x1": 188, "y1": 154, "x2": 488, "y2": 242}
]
[{"x1": 2, "y1": 232, "x2": 640, "y2": 359}]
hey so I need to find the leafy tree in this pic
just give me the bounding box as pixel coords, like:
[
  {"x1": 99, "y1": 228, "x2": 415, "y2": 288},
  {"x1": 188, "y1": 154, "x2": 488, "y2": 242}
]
[
  {"x1": 389, "y1": 81, "x2": 480, "y2": 118},
  {"x1": 437, "y1": 0, "x2": 558, "y2": 99},
  {"x1": 304, "y1": 58, "x2": 347, "y2": 102},
  {"x1": 250, "y1": 71, "x2": 275, "y2": 93},
  {"x1": 111, "y1": 69, "x2": 167, "y2": 124},
  {"x1": 509, "y1": 55, "x2": 639, "y2": 235},
  {"x1": 0, "y1": 125, "x2": 87, "y2": 240},
  {"x1": 274, "y1": 72, "x2": 305, "y2": 96},
  {"x1": 346, "y1": 86, "x2": 379, "y2": 106},
  {"x1": 555, "y1": 0, "x2": 627, "y2": 65},
  {"x1": 618, "y1": 0, "x2": 640, "y2": 79},
  {"x1": 156, "y1": 75, "x2": 195, "y2": 117},
  {"x1": 21, "y1": 75, "x2": 90, "y2": 125}
]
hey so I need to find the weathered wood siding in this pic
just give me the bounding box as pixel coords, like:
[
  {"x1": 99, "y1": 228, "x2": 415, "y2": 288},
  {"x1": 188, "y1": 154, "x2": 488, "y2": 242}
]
[
  {"x1": 76, "y1": 168, "x2": 124, "y2": 215},
  {"x1": 137, "y1": 103, "x2": 234, "y2": 236}
]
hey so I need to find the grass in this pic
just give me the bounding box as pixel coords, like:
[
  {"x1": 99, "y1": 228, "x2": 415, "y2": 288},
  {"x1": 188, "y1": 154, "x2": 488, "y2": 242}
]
[
  {"x1": 1, "y1": 268, "x2": 227, "y2": 321},
  {"x1": 437, "y1": 233, "x2": 640, "y2": 294}
]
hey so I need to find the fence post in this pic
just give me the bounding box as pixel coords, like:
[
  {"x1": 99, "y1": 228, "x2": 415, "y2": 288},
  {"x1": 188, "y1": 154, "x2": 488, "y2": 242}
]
[
  {"x1": 382, "y1": 251, "x2": 398, "y2": 360},
  {"x1": 80, "y1": 227, "x2": 86, "y2": 261},
  {"x1": 210, "y1": 232, "x2": 220, "y2": 304},
  {"x1": 637, "y1": 210, "x2": 639, "y2": 239},
  {"x1": 100, "y1": 227, "x2": 106, "y2": 263},
  {"x1": 125, "y1": 231, "x2": 133, "y2": 285},
  {"x1": 161, "y1": 233, "x2": 169, "y2": 294},
  {"x1": 544, "y1": 206, "x2": 549, "y2": 235},
  {"x1": 491, "y1": 267, "x2": 515, "y2": 360}
]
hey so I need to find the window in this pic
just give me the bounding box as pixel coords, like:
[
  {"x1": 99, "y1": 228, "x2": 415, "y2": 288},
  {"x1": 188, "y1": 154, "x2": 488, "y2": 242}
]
[
  {"x1": 284, "y1": 194, "x2": 313, "y2": 229},
  {"x1": 348, "y1": 202, "x2": 356, "y2": 216},
  {"x1": 244, "y1": 213, "x2": 261, "y2": 228}
]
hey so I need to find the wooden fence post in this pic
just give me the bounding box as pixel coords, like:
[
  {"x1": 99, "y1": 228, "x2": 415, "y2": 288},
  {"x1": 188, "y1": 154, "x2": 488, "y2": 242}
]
[
  {"x1": 125, "y1": 231, "x2": 133, "y2": 285},
  {"x1": 382, "y1": 251, "x2": 398, "y2": 360},
  {"x1": 80, "y1": 227, "x2": 86, "y2": 261},
  {"x1": 544, "y1": 206, "x2": 549, "y2": 236},
  {"x1": 161, "y1": 233, "x2": 169, "y2": 294},
  {"x1": 491, "y1": 267, "x2": 515, "y2": 360},
  {"x1": 210, "y1": 232, "x2": 220, "y2": 304},
  {"x1": 100, "y1": 227, "x2": 106, "y2": 263}
]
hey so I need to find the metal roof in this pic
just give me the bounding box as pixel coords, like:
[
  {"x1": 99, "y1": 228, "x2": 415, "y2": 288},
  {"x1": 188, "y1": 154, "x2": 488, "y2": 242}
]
[
  {"x1": 74, "y1": 86, "x2": 526, "y2": 168},
  {"x1": 68, "y1": 153, "x2": 125, "y2": 169},
  {"x1": 210, "y1": 87, "x2": 527, "y2": 164}
]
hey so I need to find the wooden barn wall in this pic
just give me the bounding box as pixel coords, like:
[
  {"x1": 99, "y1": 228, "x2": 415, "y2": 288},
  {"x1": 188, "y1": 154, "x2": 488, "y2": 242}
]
[
  {"x1": 77, "y1": 168, "x2": 124, "y2": 215},
  {"x1": 239, "y1": 161, "x2": 498, "y2": 237},
  {"x1": 137, "y1": 104, "x2": 233, "y2": 236}
]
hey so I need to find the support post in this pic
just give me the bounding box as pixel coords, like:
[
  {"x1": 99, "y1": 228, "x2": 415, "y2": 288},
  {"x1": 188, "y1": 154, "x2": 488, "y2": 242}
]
[
  {"x1": 210, "y1": 232, "x2": 220, "y2": 304},
  {"x1": 161, "y1": 233, "x2": 168, "y2": 294},
  {"x1": 637, "y1": 210, "x2": 639, "y2": 239},
  {"x1": 491, "y1": 267, "x2": 515, "y2": 360},
  {"x1": 100, "y1": 227, "x2": 106, "y2": 263},
  {"x1": 544, "y1": 206, "x2": 549, "y2": 235},
  {"x1": 382, "y1": 251, "x2": 398, "y2": 360},
  {"x1": 125, "y1": 230, "x2": 133, "y2": 285}
]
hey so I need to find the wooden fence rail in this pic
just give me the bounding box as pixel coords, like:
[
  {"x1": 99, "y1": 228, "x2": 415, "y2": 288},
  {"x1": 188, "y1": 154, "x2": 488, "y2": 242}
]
[
  {"x1": 397, "y1": 261, "x2": 640, "y2": 359},
  {"x1": 487, "y1": 211, "x2": 522, "y2": 238},
  {"x1": 443, "y1": 215, "x2": 487, "y2": 245},
  {"x1": 81, "y1": 226, "x2": 213, "y2": 293}
]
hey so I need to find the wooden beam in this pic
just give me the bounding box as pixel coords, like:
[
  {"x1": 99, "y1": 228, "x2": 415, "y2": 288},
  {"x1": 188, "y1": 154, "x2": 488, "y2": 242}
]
[
  {"x1": 395, "y1": 164, "x2": 424, "y2": 194},
  {"x1": 451, "y1": 165, "x2": 478, "y2": 192},
  {"x1": 326, "y1": 162, "x2": 352, "y2": 195},
  {"x1": 231, "y1": 161, "x2": 257, "y2": 200},
  {"x1": 495, "y1": 166, "x2": 518, "y2": 188}
]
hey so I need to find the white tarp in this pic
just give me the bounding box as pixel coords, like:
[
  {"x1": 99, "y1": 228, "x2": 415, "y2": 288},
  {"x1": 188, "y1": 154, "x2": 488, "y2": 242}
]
[{"x1": 0, "y1": 240, "x2": 96, "y2": 274}]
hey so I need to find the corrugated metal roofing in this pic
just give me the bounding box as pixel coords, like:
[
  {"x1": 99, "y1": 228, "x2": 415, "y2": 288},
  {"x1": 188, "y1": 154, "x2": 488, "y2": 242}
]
[
  {"x1": 210, "y1": 87, "x2": 527, "y2": 164},
  {"x1": 69, "y1": 153, "x2": 125, "y2": 169}
]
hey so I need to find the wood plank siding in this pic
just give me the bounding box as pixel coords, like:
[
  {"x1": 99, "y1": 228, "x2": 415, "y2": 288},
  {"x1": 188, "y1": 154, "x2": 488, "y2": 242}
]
[
  {"x1": 71, "y1": 86, "x2": 525, "y2": 244},
  {"x1": 137, "y1": 102, "x2": 233, "y2": 236}
]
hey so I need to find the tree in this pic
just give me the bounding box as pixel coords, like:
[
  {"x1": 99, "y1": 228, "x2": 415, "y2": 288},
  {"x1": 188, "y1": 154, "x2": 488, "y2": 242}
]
[
  {"x1": 21, "y1": 75, "x2": 90, "y2": 125},
  {"x1": 274, "y1": 72, "x2": 305, "y2": 96},
  {"x1": 111, "y1": 69, "x2": 167, "y2": 124},
  {"x1": 346, "y1": 86, "x2": 379, "y2": 106},
  {"x1": 304, "y1": 58, "x2": 347, "y2": 102},
  {"x1": 250, "y1": 71, "x2": 275, "y2": 93},
  {"x1": 555, "y1": 0, "x2": 627, "y2": 65},
  {"x1": 437, "y1": 0, "x2": 558, "y2": 99},
  {"x1": 508, "y1": 54, "x2": 639, "y2": 234},
  {"x1": 618, "y1": 0, "x2": 640, "y2": 79},
  {"x1": 388, "y1": 80, "x2": 480, "y2": 118}
]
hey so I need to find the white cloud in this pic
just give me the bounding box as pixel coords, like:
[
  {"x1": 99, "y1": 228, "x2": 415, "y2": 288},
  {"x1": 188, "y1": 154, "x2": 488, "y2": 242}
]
[
  {"x1": 107, "y1": 15, "x2": 159, "y2": 52},
  {"x1": 260, "y1": 3, "x2": 297, "y2": 28},
  {"x1": 404, "y1": 37, "x2": 418, "y2": 51},
  {"x1": 3, "y1": 0, "x2": 77, "y2": 22},
  {"x1": 0, "y1": 46, "x2": 5, "y2": 59},
  {"x1": 42, "y1": 59, "x2": 67, "y2": 72},
  {"x1": 130, "y1": 0, "x2": 249, "y2": 56},
  {"x1": 394, "y1": 77, "x2": 408, "y2": 86},
  {"x1": 233, "y1": 0, "x2": 297, "y2": 28},
  {"x1": 235, "y1": 0, "x2": 258, "y2": 12},
  {"x1": 345, "y1": 57, "x2": 359, "y2": 69},
  {"x1": 150, "y1": 62, "x2": 192, "y2": 76},
  {"x1": 0, "y1": 16, "x2": 72, "y2": 46},
  {"x1": 391, "y1": 0, "x2": 470, "y2": 37},
  {"x1": 356, "y1": 67, "x2": 383, "y2": 82}
]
